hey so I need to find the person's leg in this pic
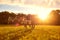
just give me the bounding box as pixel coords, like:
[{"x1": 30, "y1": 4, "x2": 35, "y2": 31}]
[
  {"x1": 32, "y1": 24, "x2": 35, "y2": 28},
  {"x1": 24, "y1": 24, "x2": 27, "y2": 29}
]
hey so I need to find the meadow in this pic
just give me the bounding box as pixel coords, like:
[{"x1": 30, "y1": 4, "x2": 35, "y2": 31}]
[{"x1": 0, "y1": 25, "x2": 60, "y2": 40}]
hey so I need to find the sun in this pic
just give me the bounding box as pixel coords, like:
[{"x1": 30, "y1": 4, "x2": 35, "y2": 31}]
[
  {"x1": 37, "y1": 8, "x2": 51, "y2": 20},
  {"x1": 39, "y1": 13, "x2": 48, "y2": 20}
]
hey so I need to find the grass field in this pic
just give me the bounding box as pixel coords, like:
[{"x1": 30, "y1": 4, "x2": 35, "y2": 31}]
[{"x1": 0, "y1": 25, "x2": 60, "y2": 40}]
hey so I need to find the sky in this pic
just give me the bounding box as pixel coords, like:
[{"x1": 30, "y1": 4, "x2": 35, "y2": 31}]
[{"x1": 0, "y1": 0, "x2": 60, "y2": 14}]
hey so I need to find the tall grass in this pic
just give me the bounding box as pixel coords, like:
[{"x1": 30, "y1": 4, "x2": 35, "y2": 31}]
[{"x1": 0, "y1": 25, "x2": 60, "y2": 40}]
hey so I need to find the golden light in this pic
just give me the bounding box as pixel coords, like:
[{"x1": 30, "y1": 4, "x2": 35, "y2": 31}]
[{"x1": 37, "y1": 7, "x2": 52, "y2": 20}]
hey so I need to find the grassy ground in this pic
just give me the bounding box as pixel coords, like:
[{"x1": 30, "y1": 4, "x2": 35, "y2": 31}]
[{"x1": 0, "y1": 25, "x2": 60, "y2": 40}]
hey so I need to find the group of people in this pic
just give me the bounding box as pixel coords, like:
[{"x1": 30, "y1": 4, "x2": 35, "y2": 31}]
[
  {"x1": 22, "y1": 17, "x2": 35, "y2": 29},
  {"x1": 12, "y1": 15, "x2": 35, "y2": 29}
]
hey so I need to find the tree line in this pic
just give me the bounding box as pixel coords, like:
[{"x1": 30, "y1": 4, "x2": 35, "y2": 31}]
[
  {"x1": 0, "y1": 11, "x2": 40, "y2": 25},
  {"x1": 46, "y1": 9, "x2": 60, "y2": 25},
  {"x1": 0, "y1": 9, "x2": 60, "y2": 25}
]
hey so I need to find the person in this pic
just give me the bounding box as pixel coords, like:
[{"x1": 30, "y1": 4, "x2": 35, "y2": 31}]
[
  {"x1": 22, "y1": 18, "x2": 27, "y2": 29},
  {"x1": 26, "y1": 15, "x2": 35, "y2": 30}
]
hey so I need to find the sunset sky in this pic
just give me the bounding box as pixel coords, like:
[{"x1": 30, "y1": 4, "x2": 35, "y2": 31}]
[{"x1": 0, "y1": 0, "x2": 60, "y2": 14}]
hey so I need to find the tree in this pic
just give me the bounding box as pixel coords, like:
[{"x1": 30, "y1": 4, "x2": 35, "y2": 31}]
[
  {"x1": 48, "y1": 10, "x2": 60, "y2": 25},
  {"x1": 8, "y1": 12, "x2": 16, "y2": 24},
  {"x1": 0, "y1": 11, "x2": 10, "y2": 24}
]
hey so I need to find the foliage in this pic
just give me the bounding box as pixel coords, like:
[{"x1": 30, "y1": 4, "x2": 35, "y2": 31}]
[{"x1": 0, "y1": 9, "x2": 60, "y2": 25}]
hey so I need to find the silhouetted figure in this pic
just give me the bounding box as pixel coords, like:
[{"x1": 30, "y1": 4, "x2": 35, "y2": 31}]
[{"x1": 26, "y1": 15, "x2": 35, "y2": 29}]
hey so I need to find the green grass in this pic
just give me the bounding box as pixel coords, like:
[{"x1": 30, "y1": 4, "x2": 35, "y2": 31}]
[{"x1": 0, "y1": 25, "x2": 60, "y2": 40}]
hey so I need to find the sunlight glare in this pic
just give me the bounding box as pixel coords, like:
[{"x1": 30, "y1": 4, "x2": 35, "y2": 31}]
[{"x1": 37, "y1": 7, "x2": 52, "y2": 20}]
